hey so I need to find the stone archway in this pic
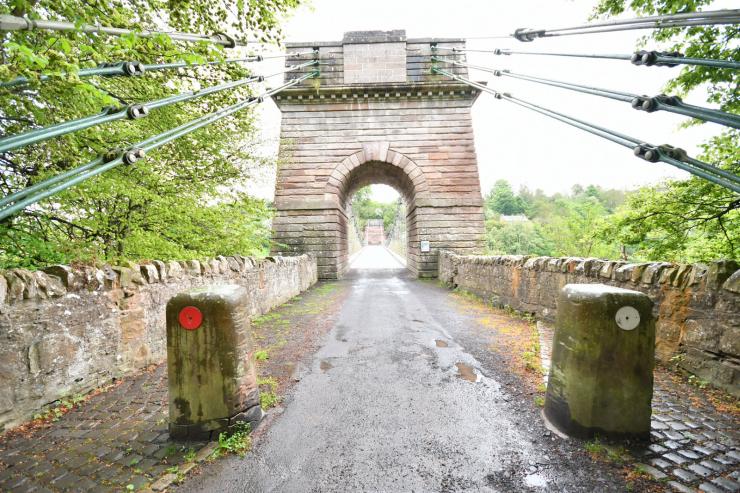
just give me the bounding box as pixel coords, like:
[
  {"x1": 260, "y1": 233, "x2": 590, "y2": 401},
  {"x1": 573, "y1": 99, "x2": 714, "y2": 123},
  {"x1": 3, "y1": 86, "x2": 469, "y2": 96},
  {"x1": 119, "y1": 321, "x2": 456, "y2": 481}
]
[
  {"x1": 270, "y1": 30, "x2": 487, "y2": 280},
  {"x1": 326, "y1": 142, "x2": 429, "y2": 205},
  {"x1": 331, "y1": 144, "x2": 428, "y2": 275}
]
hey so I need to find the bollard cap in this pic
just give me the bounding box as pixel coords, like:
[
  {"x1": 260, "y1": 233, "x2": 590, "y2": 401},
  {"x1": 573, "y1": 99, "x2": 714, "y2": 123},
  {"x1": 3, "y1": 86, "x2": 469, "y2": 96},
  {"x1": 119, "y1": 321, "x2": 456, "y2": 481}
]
[{"x1": 562, "y1": 283, "x2": 646, "y2": 302}]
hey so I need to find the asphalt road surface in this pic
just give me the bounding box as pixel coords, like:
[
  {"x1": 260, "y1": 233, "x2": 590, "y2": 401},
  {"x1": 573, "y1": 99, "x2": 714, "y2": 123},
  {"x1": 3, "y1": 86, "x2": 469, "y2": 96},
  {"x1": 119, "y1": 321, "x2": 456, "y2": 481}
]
[{"x1": 179, "y1": 247, "x2": 625, "y2": 492}]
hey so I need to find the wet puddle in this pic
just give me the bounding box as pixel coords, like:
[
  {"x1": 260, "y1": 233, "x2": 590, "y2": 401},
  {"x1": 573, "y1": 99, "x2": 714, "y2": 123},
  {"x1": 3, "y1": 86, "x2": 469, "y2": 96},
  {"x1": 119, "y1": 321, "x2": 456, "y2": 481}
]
[
  {"x1": 455, "y1": 362, "x2": 478, "y2": 382},
  {"x1": 435, "y1": 339, "x2": 448, "y2": 348},
  {"x1": 320, "y1": 360, "x2": 333, "y2": 372}
]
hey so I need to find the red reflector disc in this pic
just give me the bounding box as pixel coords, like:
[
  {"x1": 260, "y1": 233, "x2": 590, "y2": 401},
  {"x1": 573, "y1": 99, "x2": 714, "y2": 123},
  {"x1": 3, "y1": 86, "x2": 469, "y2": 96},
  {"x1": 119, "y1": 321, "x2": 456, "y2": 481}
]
[{"x1": 179, "y1": 306, "x2": 203, "y2": 330}]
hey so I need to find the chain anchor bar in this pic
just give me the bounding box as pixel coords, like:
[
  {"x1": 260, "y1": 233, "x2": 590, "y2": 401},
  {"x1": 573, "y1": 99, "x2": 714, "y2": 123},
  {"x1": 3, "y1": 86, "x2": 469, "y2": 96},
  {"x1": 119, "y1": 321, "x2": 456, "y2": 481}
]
[
  {"x1": 0, "y1": 71, "x2": 320, "y2": 220},
  {"x1": 431, "y1": 66, "x2": 740, "y2": 193},
  {"x1": 0, "y1": 60, "x2": 317, "y2": 155}
]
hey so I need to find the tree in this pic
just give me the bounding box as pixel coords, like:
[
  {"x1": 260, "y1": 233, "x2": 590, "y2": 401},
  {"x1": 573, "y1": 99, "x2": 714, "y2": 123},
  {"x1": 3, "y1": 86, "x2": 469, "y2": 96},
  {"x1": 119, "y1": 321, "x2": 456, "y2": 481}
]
[
  {"x1": 485, "y1": 179, "x2": 525, "y2": 216},
  {"x1": 541, "y1": 195, "x2": 620, "y2": 259},
  {"x1": 598, "y1": 134, "x2": 739, "y2": 262},
  {"x1": 593, "y1": 0, "x2": 739, "y2": 261},
  {"x1": 0, "y1": 0, "x2": 302, "y2": 268},
  {"x1": 486, "y1": 220, "x2": 553, "y2": 256},
  {"x1": 483, "y1": 183, "x2": 625, "y2": 258},
  {"x1": 350, "y1": 186, "x2": 399, "y2": 234}
]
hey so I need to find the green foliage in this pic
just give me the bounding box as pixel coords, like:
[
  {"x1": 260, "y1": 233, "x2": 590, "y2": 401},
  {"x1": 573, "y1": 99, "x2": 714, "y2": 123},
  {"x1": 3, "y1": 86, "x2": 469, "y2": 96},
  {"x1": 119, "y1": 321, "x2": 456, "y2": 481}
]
[
  {"x1": 687, "y1": 374, "x2": 710, "y2": 389},
  {"x1": 215, "y1": 422, "x2": 252, "y2": 458},
  {"x1": 591, "y1": 0, "x2": 739, "y2": 262},
  {"x1": 32, "y1": 393, "x2": 86, "y2": 422},
  {"x1": 486, "y1": 168, "x2": 738, "y2": 262},
  {"x1": 0, "y1": 0, "x2": 302, "y2": 269},
  {"x1": 597, "y1": 132, "x2": 739, "y2": 262},
  {"x1": 254, "y1": 349, "x2": 270, "y2": 361},
  {"x1": 484, "y1": 181, "x2": 626, "y2": 259},
  {"x1": 584, "y1": 436, "x2": 631, "y2": 464},
  {"x1": 350, "y1": 186, "x2": 399, "y2": 233},
  {"x1": 257, "y1": 376, "x2": 281, "y2": 409},
  {"x1": 485, "y1": 220, "x2": 553, "y2": 256},
  {"x1": 184, "y1": 448, "x2": 197, "y2": 462},
  {"x1": 485, "y1": 179, "x2": 526, "y2": 216}
]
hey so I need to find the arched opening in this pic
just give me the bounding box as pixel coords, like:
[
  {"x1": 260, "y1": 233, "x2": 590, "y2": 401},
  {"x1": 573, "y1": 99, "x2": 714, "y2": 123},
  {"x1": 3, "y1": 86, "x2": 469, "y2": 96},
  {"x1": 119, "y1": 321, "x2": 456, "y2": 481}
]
[
  {"x1": 273, "y1": 141, "x2": 472, "y2": 281},
  {"x1": 336, "y1": 157, "x2": 423, "y2": 276},
  {"x1": 347, "y1": 184, "x2": 407, "y2": 270}
]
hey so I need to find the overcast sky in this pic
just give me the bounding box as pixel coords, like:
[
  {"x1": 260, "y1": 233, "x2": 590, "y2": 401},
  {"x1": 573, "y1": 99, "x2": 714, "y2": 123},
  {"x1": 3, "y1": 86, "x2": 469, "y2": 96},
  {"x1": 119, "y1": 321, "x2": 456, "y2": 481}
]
[{"x1": 249, "y1": 0, "x2": 731, "y2": 202}]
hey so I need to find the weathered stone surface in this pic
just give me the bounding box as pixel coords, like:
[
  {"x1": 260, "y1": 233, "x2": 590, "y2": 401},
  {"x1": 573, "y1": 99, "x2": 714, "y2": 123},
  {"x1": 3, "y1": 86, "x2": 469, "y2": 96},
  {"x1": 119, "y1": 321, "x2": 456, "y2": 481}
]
[
  {"x1": 166, "y1": 260, "x2": 183, "y2": 279},
  {"x1": 439, "y1": 251, "x2": 740, "y2": 396},
  {"x1": 183, "y1": 260, "x2": 201, "y2": 276},
  {"x1": 0, "y1": 254, "x2": 317, "y2": 431},
  {"x1": 42, "y1": 265, "x2": 76, "y2": 289},
  {"x1": 0, "y1": 274, "x2": 6, "y2": 309},
  {"x1": 167, "y1": 285, "x2": 261, "y2": 440},
  {"x1": 723, "y1": 270, "x2": 740, "y2": 294},
  {"x1": 271, "y1": 30, "x2": 485, "y2": 279},
  {"x1": 140, "y1": 264, "x2": 160, "y2": 284},
  {"x1": 545, "y1": 284, "x2": 655, "y2": 439}
]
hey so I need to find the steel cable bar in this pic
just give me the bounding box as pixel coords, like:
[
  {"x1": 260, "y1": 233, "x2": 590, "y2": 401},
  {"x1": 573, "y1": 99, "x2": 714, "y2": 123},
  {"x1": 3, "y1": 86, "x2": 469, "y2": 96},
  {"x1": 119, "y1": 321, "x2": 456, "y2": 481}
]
[
  {"x1": 525, "y1": 16, "x2": 740, "y2": 39},
  {"x1": 432, "y1": 56, "x2": 634, "y2": 100},
  {"x1": 501, "y1": 95, "x2": 740, "y2": 191},
  {"x1": 431, "y1": 67, "x2": 740, "y2": 192},
  {"x1": 450, "y1": 9, "x2": 740, "y2": 41},
  {"x1": 0, "y1": 65, "x2": 317, "y2": 209},
  {"x1": 480, "y1": 48, "x2": 740, "y2": 70},
  {"x1": 0, "y1": 50, "x2": 319, "y2": 89},
  {"x1": 432, "y1": 67, "x2": 639, "y2": 146},
  {"x1": 0, "y1": 71, "x2": 318, "y2": 219},
  {"x1": 432, "y1": 56, "x2": 740, "y2": 129},
  {"x1": 0, "y1": 14, "x2": 244, "y2": 47},
  {"x1": 543, "y1": 9, "x2": 739, "y2": 32},
  {"x1": 0, "y1": 60, "x2": 317, "y2": 155}
]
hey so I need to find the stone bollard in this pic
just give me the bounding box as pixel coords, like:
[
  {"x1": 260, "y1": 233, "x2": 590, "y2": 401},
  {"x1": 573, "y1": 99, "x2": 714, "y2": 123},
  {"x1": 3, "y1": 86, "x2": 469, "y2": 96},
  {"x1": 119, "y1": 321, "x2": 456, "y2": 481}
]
[
  {"x1": 544, "y1": 283, "x2": 655, "y2": 440},
  {"x1": 166, "y1": 285, "x2": 262, "y2": 440}
]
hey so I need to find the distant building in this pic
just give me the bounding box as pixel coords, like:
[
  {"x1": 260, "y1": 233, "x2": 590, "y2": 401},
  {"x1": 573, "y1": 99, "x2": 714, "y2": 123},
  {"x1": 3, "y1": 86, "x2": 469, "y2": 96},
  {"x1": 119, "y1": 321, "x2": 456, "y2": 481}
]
[
  {"x1": 365, "y1": 219, "x2": 385, "y2": 245},
  {"x1": 499, "y1": 214, "x2": 530, "y2": 224}
]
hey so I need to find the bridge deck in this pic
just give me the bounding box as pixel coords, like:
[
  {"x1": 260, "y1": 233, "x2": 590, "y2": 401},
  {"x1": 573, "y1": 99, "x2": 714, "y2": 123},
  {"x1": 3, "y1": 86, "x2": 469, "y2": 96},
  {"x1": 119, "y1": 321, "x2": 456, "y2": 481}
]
[
  {"x1": 0, "y1": 268, "x2": 737, "y2": 492},
  {"x1": 176, "y1": 269, "x2": 739, "y2": 492}
]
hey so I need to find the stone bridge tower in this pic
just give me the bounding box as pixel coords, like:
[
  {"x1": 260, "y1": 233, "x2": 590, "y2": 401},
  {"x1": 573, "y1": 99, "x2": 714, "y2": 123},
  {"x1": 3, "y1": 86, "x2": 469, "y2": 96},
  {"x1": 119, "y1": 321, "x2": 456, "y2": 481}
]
[{"x1": 271, "y1": 30, "x2": 485, "y2": 279}]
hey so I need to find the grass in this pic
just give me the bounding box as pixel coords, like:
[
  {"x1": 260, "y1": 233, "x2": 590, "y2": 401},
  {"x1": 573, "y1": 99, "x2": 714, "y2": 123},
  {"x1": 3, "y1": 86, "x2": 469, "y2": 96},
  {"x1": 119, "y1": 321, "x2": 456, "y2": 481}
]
[
  {"x1": 251, "y1": 312, "x2": 283, "y2": 327},
  {"x1": 313, "y1": 282, "x2": 338, "y2": 296},
  {"x1": 257, "y1": 376, "x2": 281, "y2": 409},
  {"x1": 584, "y1": 437, "x2": 631, "y2": 465},
  {"x1": 254, "y1": 350, "x2": 270, "y2": 362},
  {"x1": 212, "y1": 422, "x2": 252, "y2": 459},
  {"x1": 533, "y1": 395, "x2": 545, "y2": 407},
  {"x1": 31, "y1": 393, "x2": 86, "y2": 422},
  {"x1": 184, "y1": 448, "x2": 196, "y2": 462},
  {"x1": 165, "y1": 465, "x2": 186, "y2": 483}
]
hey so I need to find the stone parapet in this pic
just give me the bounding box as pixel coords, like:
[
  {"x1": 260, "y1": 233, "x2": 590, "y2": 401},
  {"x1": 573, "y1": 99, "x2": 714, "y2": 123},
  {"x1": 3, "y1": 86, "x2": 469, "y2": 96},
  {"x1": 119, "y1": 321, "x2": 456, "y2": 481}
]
[
  {"x1": 0, "y1": 254, "x2": 317, "y2": 431},
  {"x1": 438, "y1": 250, "x2": 740, "y2": 396}
]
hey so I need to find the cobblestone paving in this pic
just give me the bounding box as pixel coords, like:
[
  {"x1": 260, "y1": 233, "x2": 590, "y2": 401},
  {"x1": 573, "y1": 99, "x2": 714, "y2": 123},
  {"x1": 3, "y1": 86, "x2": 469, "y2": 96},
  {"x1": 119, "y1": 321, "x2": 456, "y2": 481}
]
[
  {"x1": 0, "y1": 364, "x2": 209, "y2": 493},
  {"x1": 0, "y1": 281, "x2": 347, "y2": 493},
  {"x1": 0, "y1": 298, "x2": 736, "y2": 492},
  {"x1": 538, "y1": 323, "x2": 740, "y2": 493},
  {"x1": 640, "y1": 380, "x2": 740, "y2": 493}
]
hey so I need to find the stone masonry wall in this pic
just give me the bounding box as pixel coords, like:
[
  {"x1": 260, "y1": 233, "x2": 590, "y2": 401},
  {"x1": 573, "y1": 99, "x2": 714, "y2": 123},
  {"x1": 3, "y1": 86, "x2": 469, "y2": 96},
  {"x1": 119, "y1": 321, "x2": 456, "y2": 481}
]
[
  {"x1": 438, "y1": 251, "x2": 740, "y2": 396},
  {"x1": 272, "y1": 30, "x2": 486, "y2": 279},
  {"x1": 0, "y1": 254, "x2": 317, "y2": 431}
]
